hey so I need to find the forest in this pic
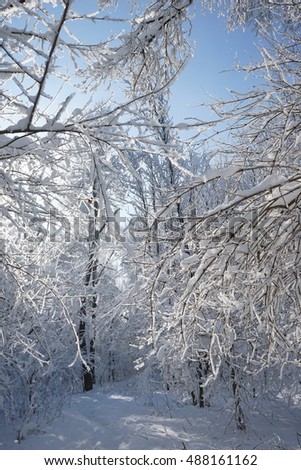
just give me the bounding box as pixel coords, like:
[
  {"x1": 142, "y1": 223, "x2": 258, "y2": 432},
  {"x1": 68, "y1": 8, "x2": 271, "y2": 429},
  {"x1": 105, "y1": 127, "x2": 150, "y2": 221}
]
[{"x1": 1, "y1": 0, "x2": 300, "y2": 449}]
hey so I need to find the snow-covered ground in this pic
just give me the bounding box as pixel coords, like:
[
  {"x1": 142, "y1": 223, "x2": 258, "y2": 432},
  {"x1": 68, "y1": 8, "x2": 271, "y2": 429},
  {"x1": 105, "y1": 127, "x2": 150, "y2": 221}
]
[{"x1": 1, "y1": 380, "x2": 300, "y2": 450}]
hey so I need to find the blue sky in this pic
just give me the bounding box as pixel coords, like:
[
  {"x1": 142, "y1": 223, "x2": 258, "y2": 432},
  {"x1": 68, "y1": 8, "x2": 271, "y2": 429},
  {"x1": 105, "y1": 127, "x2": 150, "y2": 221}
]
[
  {"x1": 170, "y1": 8, "x2": 261, "y2": 123},
  {"x1": 71, "y1": 0, "x2": 262, "y2": 123},
  {"x1": 4, "y1": 1, "x2": 262, "y2": 129}
]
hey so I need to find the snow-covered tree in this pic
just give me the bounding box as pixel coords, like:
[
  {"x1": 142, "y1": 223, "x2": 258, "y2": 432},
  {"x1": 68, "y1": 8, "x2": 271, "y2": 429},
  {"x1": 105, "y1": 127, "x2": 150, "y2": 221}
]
[
  {"x1": 0, "y1": 0, "x2": 194, "y2": 437},
  {"x1": 146, "y1": 0, "x2": 301, "y2": 427},
  {"x1": 2, "y1": 0, "x2": 300, "y2": 439}
]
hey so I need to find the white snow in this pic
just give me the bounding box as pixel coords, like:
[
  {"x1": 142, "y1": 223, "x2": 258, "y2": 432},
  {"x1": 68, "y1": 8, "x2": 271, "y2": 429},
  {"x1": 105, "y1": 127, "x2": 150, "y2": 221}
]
[
  {"x1": 1, "y1": 380, "x2": 300, "y2": 450},
  {"x1": 180, "y1": 254, "x2": 199, "y2": 266}
]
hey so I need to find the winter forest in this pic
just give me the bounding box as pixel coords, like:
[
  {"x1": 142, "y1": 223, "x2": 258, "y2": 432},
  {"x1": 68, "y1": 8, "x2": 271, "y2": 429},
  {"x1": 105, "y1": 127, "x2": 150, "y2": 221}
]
[{"x1": 1, "y1": 0, "x2": 301, "y2": 450}]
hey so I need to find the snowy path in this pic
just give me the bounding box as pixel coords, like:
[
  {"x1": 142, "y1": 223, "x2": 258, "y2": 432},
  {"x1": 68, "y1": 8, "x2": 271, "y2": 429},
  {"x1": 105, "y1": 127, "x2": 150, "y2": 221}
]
[{"x1": 1, "y1": 383, "x2": 301, "y2": 450}]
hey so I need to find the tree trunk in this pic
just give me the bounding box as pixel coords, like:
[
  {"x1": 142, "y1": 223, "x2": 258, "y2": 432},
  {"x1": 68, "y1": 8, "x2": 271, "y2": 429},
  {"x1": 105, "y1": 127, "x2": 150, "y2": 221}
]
[
  {"x1": 231, "y1": 366, "x2": 246, "y2": 431},
  {"x1": 79, "y1": 300, "x2": 94, "y2": 391},
  {"x1": 79, "y1": 175, "x2": 101, "y2": 391}
]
